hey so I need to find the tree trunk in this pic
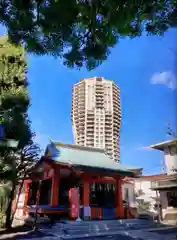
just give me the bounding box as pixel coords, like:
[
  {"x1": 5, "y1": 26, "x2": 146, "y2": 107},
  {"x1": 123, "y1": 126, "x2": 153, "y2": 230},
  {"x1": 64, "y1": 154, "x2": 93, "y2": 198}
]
[
  {"x1": 5, "y1": 183, "x2": 16, "y2": 229},
  {"x1": 11, "y1": 180, "x2": 24, "y2": 225}
]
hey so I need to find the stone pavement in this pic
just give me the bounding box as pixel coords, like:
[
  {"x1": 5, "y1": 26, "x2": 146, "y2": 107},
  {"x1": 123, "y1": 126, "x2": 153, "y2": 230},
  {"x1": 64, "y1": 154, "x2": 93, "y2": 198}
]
[
  {"x1": 2, "y1": 219, "x2": 177, "y2": 240},
  {"x1": 16, "y1": 228, "x2": 177, "y2": 240}
]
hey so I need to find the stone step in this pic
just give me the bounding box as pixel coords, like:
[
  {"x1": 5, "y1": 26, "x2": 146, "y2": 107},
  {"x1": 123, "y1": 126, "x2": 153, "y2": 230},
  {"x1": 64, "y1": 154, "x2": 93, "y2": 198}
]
[
  {"x1": 61, "y1": 219, "x2": 152, "y2": 228},
  {"x1": 59, "y1": 231, "x2": 141, "y2": 240},
  {"x1": 26, "y1": 222, "x2": 177, "y2": 240},
  {"x1": 60, "y1": 223, "x2": 159, "y2": 234},
  {"x1": 62, "y1": 219, "x2": 149, "y2": 225},
  {"x1": 39, "y1": 219, "x2": 161, "y2": 238},
  {"x1": 59, "y1": 227, "x2": 177, "y2": 240}
]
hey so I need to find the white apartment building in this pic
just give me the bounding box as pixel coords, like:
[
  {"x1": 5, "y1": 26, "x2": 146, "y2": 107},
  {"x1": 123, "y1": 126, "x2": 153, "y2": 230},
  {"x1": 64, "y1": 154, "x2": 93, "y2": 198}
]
[
  {"x1": 133, "y1": 175, "x2": 161, "y2": 213},
  {"x1": 71, "y1": 77, "x2": 121, "y2": 162},
  {"x1": 130, "y1": 139, "x2": 177, "y2": 221},
  {"x1": 150, "y1": 139, "x2": 177, "y2": 223}
]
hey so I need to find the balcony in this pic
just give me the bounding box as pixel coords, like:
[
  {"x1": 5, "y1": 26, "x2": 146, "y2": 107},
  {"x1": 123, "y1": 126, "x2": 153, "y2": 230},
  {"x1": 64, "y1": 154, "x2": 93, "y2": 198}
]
[
  {"x1": 105, "y1": 121, "x2": 112, "y2": 125},
  {"x1": 87, "y1": 114, "x2": 94, "y2": 118},
  {"x1": 86, "y1": 135, "x2": 94, "y2": 139},
  {"x1": 87, "y1": 128, "x2": 94, "y2": 131},
  {"x1": 105, "y1": 127, "x2": 113, "y2": 133},
  {"x1": 86, "y1": 134, "x2": 94, "y2": 138},
  {"x1": 96, "y1": 84, "x2": 104, "y2": 88},
  {"x1": 113, "y1": 110, "x2": 121, "y2": 115},
  {"x1": 113, "y1": 113, "x2": 121, "y2": 118},
  {"x1": 87, "y1": 110, "x2": 94, "y2": 114},
  {"x1": 151, "y1": 180, "x2": 177, "y2": 190},
  {"x1": 96, "y1": 95, "x2": 104, "y2": 98},
  {"x1": 105, "y1": 138, "x2": 113, "y2": 142},
  {"x1": 113, "y1": 119, "x2": 121, "y2": 124},
  {"x1": 87, "y1": 118, "x2": 94, "y2": 121},
  {"x1": 78, "y1": 129, "x2": 84, "y2": 134},
  {"x1": 78, "y1": 107, "x2": 85, "y2": 111},
  {"x1": 96, "y1": 101, "x2": 104, "y2": 105},
  {"x1": 105, "y1": 116, "x2": 112, "y2": 119}
]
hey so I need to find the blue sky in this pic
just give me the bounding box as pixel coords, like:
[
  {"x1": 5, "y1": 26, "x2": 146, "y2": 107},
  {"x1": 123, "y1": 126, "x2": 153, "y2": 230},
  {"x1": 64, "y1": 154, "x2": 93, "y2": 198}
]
[{"x1": 1, "y1": 27, "x2": 177, "y2": 175}]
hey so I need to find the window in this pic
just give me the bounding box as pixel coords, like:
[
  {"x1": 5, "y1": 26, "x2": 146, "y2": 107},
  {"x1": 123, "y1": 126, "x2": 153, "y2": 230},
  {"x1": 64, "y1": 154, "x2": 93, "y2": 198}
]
[
  {"x1": 167, "y1": 191, "x2": 177, "y2": 207},
  {"x1": 89, "y1": 183, "x2": 116, "y2": 207},
  {"x1": 169, "y1": 146, "x2": 177, "y2": 156},
  {"x1": 124, "y1": 188, "x2": 129, "y2": 202}
]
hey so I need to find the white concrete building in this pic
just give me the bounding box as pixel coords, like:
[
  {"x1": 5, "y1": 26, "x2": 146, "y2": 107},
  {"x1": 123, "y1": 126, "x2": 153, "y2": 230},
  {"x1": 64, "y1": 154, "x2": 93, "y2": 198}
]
[
  {"x1": 133, "y1": 175, "x2": 165, "y2": 213},
  {"x1": 150, "y1": 139, "x2": 177, "y2": 223},
  {"x1": 71, "y1": 77, "x2": 121, "y2": 162},
  {"x1": 150, "y1": 139, "x2": 177, "y2": 175},
  {"x1": 122, "y1": 180, "x2": 136, "y2": 207}
]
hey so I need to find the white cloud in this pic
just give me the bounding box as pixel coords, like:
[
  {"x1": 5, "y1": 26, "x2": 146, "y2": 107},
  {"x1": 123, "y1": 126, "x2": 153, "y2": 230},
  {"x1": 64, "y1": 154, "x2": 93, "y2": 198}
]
[
  {"x1": 136, "y1": 146, "x2": 152, "y2": 151},
  {"x1": 151, "y1": 71, "x2": 177, "y2": 90},
  {"x1": 120, "y1": 144, "x2": 152, "y2": 152}
]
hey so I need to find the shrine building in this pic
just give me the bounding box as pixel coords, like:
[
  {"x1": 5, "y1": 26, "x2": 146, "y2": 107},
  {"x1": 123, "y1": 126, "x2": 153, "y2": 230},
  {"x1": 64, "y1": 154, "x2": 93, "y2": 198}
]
[{"x1": 19, "y1": 141, "x2": 140, "y2": 220}]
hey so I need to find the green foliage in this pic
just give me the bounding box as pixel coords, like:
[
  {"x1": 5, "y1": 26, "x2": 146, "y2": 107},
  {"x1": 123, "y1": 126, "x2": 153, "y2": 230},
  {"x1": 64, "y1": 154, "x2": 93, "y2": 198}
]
[
  {"x1": 136, "y1": 189, "x2": 151, "y2": 211},
  {"x1": 0, "y1": 36, "x2": 40, "y2": 228},
  {"x1": 0, "y1": 184, "x2": 10, "y2": 227},
  {"x1": 135, "y1": 189, "x2": 145, "y2": 197},
  {"x1": 137, "y1": 199, "x2": 151, "y2": 211},
  {"x1": 0, "y1": 36, "x2": 30, "y2": 148},
  {"x1": 0, "y1": 36, "x2": 36, "y2": 181},
  {"x1": 0, "y1": 1, "x2": 176, "y2": 70}
]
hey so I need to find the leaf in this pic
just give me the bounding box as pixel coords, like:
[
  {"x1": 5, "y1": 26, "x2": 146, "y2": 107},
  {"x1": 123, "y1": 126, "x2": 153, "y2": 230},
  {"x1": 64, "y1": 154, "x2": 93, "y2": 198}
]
[
  {"x1": 0, "y1": 36, "x2": 40, "y2": 186},
  {"x1": 0, "y1": 0, "x2": 174, "y2": 70}
]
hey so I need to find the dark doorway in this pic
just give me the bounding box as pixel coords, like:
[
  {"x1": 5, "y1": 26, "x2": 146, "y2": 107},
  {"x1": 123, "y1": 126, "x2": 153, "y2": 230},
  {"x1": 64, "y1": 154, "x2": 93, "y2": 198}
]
[
  {"x1": 39, "y1": 178, "x2": 52, "y2": 205},
  {"x1": 167, "y1": 190, "x2": 177, "y2": 208},
  {"x1": 27, "y1": 182, "x2": 38, "y2": 205},
  {"x1": 59, "y1": 178, "x2": 70, "y2": 207}
]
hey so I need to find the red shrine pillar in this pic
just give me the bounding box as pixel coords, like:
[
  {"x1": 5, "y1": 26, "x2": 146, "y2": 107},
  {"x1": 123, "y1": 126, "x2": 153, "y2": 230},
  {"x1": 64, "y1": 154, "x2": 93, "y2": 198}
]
[
  {"x1": 51, "y1": 167, "x2": 60, "y2": 206},
  {"x1": 115, "y1": 176, "x2": 124, "y2": 218},
  {"x1": 83, "y1": 181, "x2": 89, "y2": 206},
  {"x1": 83, "y1": 176, "x2": 90, "y2": 220}
]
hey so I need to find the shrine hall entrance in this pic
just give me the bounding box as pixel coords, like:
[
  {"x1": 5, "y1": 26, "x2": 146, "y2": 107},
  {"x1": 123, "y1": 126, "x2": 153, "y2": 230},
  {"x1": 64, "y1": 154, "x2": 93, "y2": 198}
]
[
  {"x1": 58, "y1": 171, "x2": 82, "y2": 218},
  {"x1": 27, "y1": 179, "x2": 52, "y2": 206},
  {"x1": 58, "y1": 178, "x2": 70, "y2": 207}
]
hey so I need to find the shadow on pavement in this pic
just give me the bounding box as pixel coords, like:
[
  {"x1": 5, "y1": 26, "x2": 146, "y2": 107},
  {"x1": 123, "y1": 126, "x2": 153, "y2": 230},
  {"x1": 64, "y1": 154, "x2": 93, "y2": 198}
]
[
  {"x1": 0, "y1": 229, "x2": 55, "y2": 240},
  {"x1": 0, "y1": 225, "x2": 32, "y2": 235},
  {"x1": 16, "y1": 230, "x2": 56, "y2": 239},
  {"x1": 149, "y1": 228, "x2": 177, "y2": 235}
]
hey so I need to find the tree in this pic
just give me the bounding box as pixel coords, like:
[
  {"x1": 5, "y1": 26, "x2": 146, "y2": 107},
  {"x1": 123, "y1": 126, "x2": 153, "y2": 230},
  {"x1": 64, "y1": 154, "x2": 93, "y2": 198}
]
[
  {"x1": 166, "y1": 124, "x2": 177, "y2": 139},
  {"x1": 135, "y1": 189, "x2": 151, "y2": 211},
  {"x1": 0, "y1": 184, "x2": 9, "y2": 227},
  {"x1": 135, "y1": 189, "x2": 145, "y2": 198},
  {"x1": 10, "y1": 141, "x2": 41, "y2": 225},
  {"x1": 0, "y1": 1, "x2": 176, "y2": 70},
  {"x1": 0, "y1": 36, "x2": 40, "y2": 228},
  {"x1": 137, "y1": 199, "x2": 151, "y2": 211}
]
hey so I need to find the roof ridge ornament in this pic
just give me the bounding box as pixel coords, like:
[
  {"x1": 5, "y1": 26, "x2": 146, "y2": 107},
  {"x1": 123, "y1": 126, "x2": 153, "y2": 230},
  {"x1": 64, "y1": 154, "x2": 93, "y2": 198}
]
[{"x1": 48, "y1": 137, "x2": 54, "y2": 144}]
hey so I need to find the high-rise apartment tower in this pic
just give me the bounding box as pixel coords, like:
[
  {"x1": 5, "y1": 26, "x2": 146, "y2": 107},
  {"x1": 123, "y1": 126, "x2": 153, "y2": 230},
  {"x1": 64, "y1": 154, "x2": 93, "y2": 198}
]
[{"x1": 71, "y1": 77, "x2": 121, "y2": 162}]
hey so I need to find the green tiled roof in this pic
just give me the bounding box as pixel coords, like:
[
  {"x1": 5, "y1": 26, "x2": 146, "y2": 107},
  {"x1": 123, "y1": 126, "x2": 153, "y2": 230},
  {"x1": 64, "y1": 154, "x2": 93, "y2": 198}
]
[{"x1": 45, "y1": 141, "x2": 137, "y2": 177}]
